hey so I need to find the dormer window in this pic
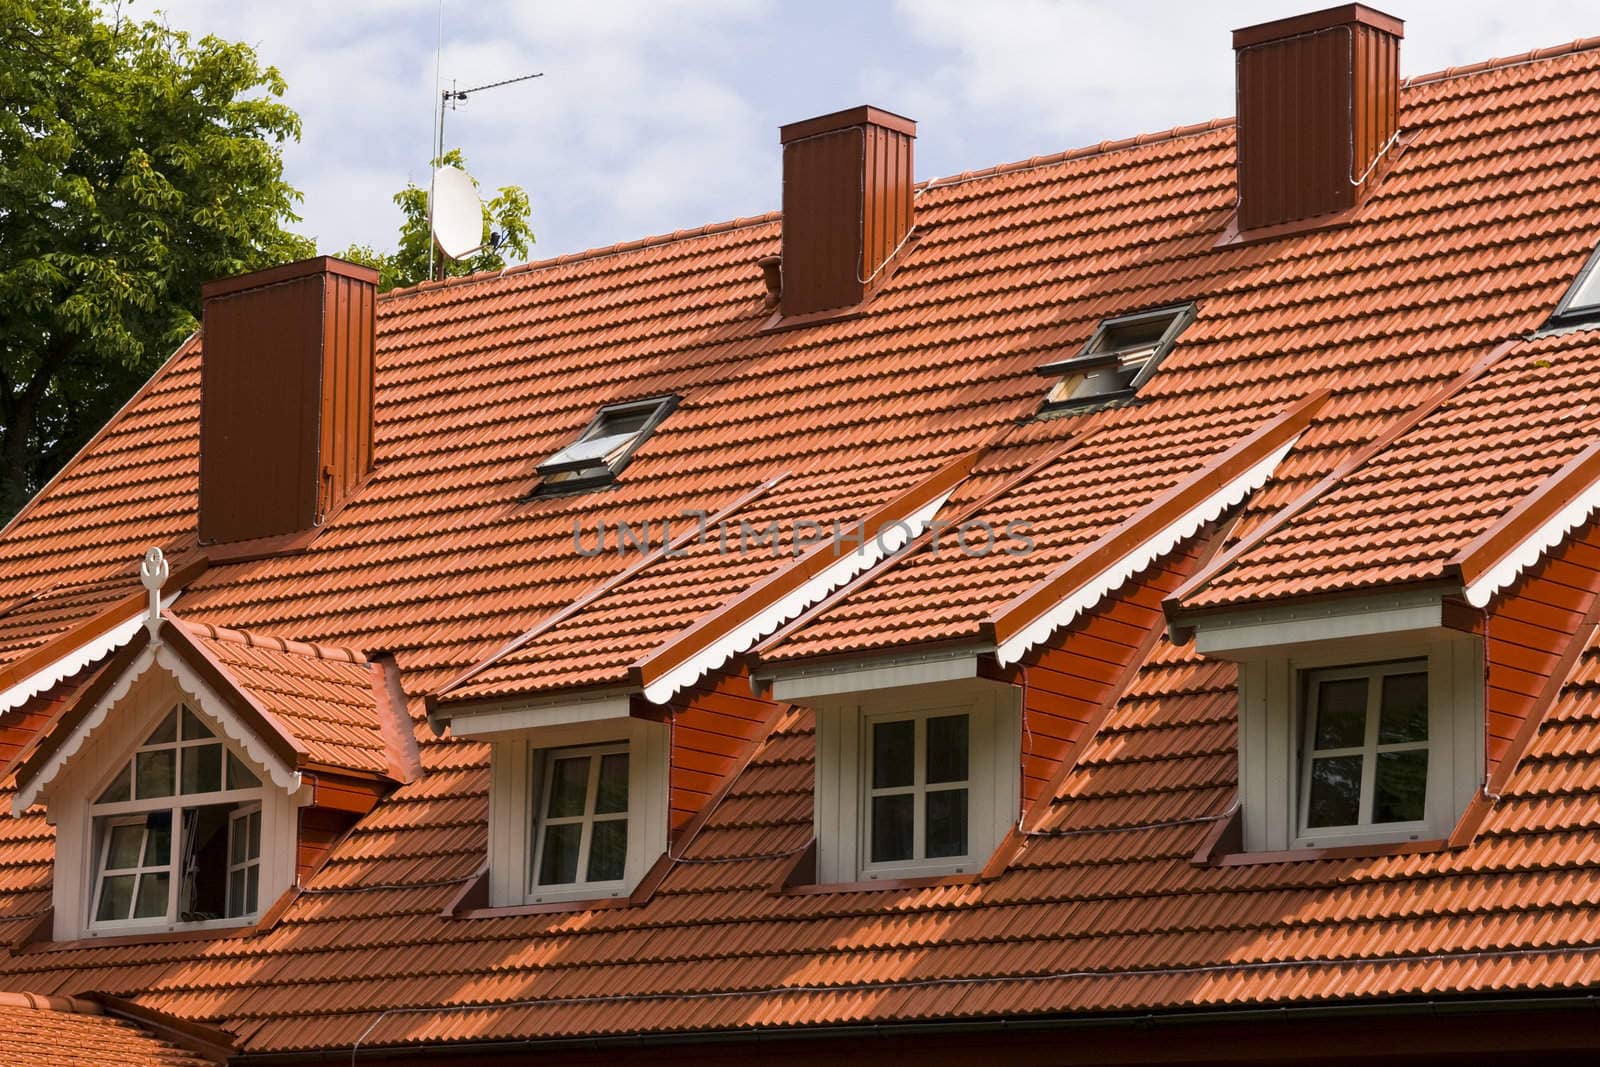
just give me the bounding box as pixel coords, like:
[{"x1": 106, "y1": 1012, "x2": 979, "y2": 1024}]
[
  {"x1": 1547, "y1": 242, "x2": 1600, "y2": 329},
  {"x1": 535, "y1": 395, "x2": 678, "y2": 494},
  {"x1": 1038, "y1": 303, "x2": 1195, "y2": 410},
  {"x1": 89, "y1": 705, "x2": 267, "y2": 929}
]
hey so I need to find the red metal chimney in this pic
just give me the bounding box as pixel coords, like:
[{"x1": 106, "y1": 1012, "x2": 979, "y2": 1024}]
[
  {"x1": 1233, "y1": 4, "x2": 1404, "y2": 233},
  {"x1": 778, "y1": 106, "x2": 916, "y2": 319},
  {"x1": 198, "y1": 256, "x2": 378, "y2": 548}
]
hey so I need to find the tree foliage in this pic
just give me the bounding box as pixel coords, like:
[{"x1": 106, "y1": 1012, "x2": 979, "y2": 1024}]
[
  {"x1": 340, "y1": 149, "x2": 534, "y2": 292},
  {"x1": 0, "y1": 0, "x2": 311, "y2": 520}
]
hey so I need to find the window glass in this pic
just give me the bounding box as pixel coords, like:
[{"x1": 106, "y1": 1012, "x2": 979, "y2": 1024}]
[
  {"x1": 866, "y1": 712, "x2": 972, "y2": 869},
  {"x1": 532, "y1": 744, "x2": 631, "y2": 892},
  {"x1": 1300, "y1": 663, "x2": 1429, "y2": 835},
  {"x1": 89, "y1": 705, "x2": 267, "y2": 929}
]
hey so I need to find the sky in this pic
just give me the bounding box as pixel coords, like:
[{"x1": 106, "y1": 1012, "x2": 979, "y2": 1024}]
[{"x1": 134, "y1": 0, "x2": 1600, "y2": 262}]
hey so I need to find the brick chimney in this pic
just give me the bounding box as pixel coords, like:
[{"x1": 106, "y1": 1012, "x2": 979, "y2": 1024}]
[
  {"x1": 1233, "y1": 4, "x2": 1404, "y2": 232},
  {"x1": 198, "y1": 256, "x2": 378, "y2": 547},
  {"x1": 777, "y1": 106, "x2": 916, "y2": 318}
]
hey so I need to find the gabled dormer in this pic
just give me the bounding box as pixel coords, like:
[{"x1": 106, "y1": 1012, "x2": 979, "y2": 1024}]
[{"x1": 11, "y1": 556, "x2": 414, "y2": 941}]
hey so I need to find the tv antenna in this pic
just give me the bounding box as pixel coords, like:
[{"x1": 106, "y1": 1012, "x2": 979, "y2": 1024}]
[{"x1": 425, "y1": 69, "x2": 544, "y2": 280}]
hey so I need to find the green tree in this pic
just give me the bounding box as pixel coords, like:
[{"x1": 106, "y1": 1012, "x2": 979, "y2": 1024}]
[
  {"x1": 0, "y1": 0, "x2": 311, "y2": 520},
  {"x1": 341, "y1": 149, "x2": 534, "y2": 292}
]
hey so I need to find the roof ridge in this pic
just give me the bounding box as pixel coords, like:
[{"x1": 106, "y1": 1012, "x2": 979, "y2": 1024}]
[
  {"x1": 0, "y1": 991, "x2": 102, "y2": 1014},
  {"x1": 173, "y1": 619, "x2": 368, "y2": 665},
  {"x1": 1405, "y1": 34, "x2": 1600, "y2": 87},
  {"x1": 380, "y1": 211, "x2": 782, "y2": 301}
]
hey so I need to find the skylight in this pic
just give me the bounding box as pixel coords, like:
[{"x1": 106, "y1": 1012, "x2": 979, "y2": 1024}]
[
  {"x1": 535, "y1": 395, "x2": 678, "y2": 495},
  {"x1": 1549, "y1": 243, "x2": 1600, "y2": 329},
  {"x1": 1037, "y1": 303, "x2": 1196, "y2": 411}
]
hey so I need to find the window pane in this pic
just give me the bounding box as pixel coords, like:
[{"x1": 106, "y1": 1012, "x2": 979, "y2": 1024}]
[
  {"x1": 1378, "y1": 672, "x2": 1428, "y2": 744},
  {"x1": 106, "y1": 824, "x2": 144, "y2": 870},
  {"x1": 1373, "y1": 749, "x2": 1429, "y2": 823},
  {"x1": 595, "y1": 753, "x2": 629, "y2": 815},
  {"x1": 871, "y1": 719, "x2": 915, "y2": 789},
  {"x1": 97, "y1": 764, "x2": 131, "y2": 804},
  {"x1": 96, "y1": 874, "x2": 134, "y2": 922},
  {"x1": 230, "y1": 821, "x2": 247, "y2": 867},
  {"x1": 144, "y1": 822, "x2": 171, "y2": 866},
  {"x1": 133, "y1": 872, "x2": 169, "y2": 919},
  {"x1": 547, "y1": 756, "x2": 591, "y2": 819},
  {"x1": 537, "y1": 823, "x2": 582, "y2": 885},
  {"x1": 925, "y1": 788, "x2": 968, "y2": 858},
  {"x1": 182, "y1": 743, "x2": 223, "y2": 795},
  {"x1": 135, "y1": 749, "x2": 175, "y2": 798},
  {"x1": 587, "y1": 818, "x2": 628, "y2": 882},
  {"x1": 146, "y1": 709, "x2": 178, "y2": 745},
  {"x1": 1306, "y1": 755, "x2": 1363, "y2": 828},
  {"x1": 870, "y1": 793, "x2": 914, "y2": 863},
  {"x1": 1312, "y1": 678, "x2": 1368, "y2": 749},
  {"x1": 181, "y1": 707, "x2": 212, "y2": 741},
  {"x1": 926, "y1": 715, "x2": 969, "y2": 784},
  {"x1": 247, "y1": 810, "x2": 261, "y2": 859},
  {"x1": 227, "y1": 752, "x2": 260, "y2": 790},
  {"x1": 245, "y1": 866, "x2": 259, "y2": 914},
  {"x1": 228, "y1": 869, "x2": 245, "y2": 915}
]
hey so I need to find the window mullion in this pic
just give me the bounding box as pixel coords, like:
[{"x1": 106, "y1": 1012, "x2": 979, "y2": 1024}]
[
  {"x1": 1358, "y1": 676, "x2": 1382, "y2": 825},
  {"x1": 913, "y1": 715, "x2": 927, "y2": 861},
  {"x1": 575, "y1": 755, "x2": 602, "y2": 883}
]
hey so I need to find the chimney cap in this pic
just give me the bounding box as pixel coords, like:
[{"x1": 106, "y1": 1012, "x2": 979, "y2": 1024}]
[
  {"x1": 1233, "y1": 3, "x2": 1403, "y2": 50},
  {"x1": 780, "y1": 106, "x2": 916, "y2": 145},
  {"x1": 201, "y1": 255, "x2": 380, "y2": 301}
]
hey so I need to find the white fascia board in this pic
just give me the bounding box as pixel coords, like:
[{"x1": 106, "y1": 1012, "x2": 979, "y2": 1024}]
[
  {"x1": 768, "y1": 649, "x2": 987, "y2": 703},
  {"x1": 446, "y1": 693, "x2": 634, "y2": 738},
  {"x1": 642, "y1": 492, "x2": 953, "y2": 706},
  {"x1": 1192, "y1": 587, "x2": 1451, "y2": 660},
  {"x1": 0, "y1": 611, "x2": 140, "y2": 718},
  {"x1": 1464, "y1": 474, "x2": 1600, "y2": 608},
  {"x1": 15, "y1": 639, "x2": 299, "y2": 815},
  {"x1": 995, "y1": 438, "x2": 1296, "y2": 667}
]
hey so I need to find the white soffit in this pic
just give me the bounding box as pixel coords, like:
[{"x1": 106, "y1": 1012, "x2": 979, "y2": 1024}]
[
  {"x1": 15, "y1": 641, "x2": 299, "y2": 815},
  {"x1": 769, "y1": 650, "x2": 985, "y2": 703},
  {"x1": 1192, "y1": 587, "x2": 1451, "y2": 659},
  {"x1": 995, "y1": 438, "x2": 1297, "y2": 667},
  {"x1": 446, "y1": 694, "x2": 634, "y2": 738},
  {"x1": 641, "y1": 492, "x2": 952, "y2": 706},
  {"x1": 0, "y1": 593, "x2": 177, "y2": 718},
  {"x1": 1463, "y1": 473, "x2": 1600, "y2": 608}
]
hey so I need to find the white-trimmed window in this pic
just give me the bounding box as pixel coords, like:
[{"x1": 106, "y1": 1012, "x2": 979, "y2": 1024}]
[
  {"x1": 813, "y1": 685, "x2": 1018, "y2": 883},
  {"x1": 1232, "y1": 635, "x2": 1482, "y2": 852},
  {"x1": 1298, "y1": 661, "x2": 1429, "y2": 837},
  {"x1": 863, "y1": 710, "x2": 970, "y2": 873},
  {"x1": 531, "y1": 744, "x2": 630, "y2": 894},
  {"x1": 482, "y1": 716, "x2": 668, "y2": 908},
  {"x1": 88, "y1": 705, "x2": 266, "y2": 930}
]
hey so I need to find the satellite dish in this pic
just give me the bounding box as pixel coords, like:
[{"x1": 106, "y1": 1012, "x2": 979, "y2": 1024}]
[{"x1": 430, "y1": 165, "x2": 483, "y2": 260}]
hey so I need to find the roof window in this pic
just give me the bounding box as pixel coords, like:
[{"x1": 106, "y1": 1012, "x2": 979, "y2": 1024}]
[
  {"x1": 1037, "y1": 303, "x2": 1195, "y2": 411},
  {"x1": 535, "y1": 395, "x2": 678, "y2": 495},
  {"x1": 1548, "y1": 243, "x2": 1600, "y2": 329}
]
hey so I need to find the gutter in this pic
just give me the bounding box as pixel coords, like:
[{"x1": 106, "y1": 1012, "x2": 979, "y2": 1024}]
[{"x1": 232, "y1": 991, "x2": 1600, "y2": 1064}]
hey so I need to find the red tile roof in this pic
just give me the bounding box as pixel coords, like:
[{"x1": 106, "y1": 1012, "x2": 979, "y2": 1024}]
[
  {"x1": 0, "y1": 991, "x2": 218, "y2": 1066},
  {"x1": 0, "y1": 31, "x2": 1595, "y2": 1060}
]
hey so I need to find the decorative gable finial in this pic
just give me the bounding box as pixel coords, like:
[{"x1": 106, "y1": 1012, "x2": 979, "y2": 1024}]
[{"x1": 139, "y1": 547, "x2": 169, "y2": 637}]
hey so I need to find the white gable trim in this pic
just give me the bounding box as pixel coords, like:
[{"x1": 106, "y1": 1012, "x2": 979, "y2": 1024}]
[
  {"x1": 641, "y1": 492, "x2": 952, "y2": 706},
  {"x1": 14, "y1": 640, "x2": 300, "y2": 815},
  {"x1": 995, "y1": 438, "x2": 1295, "y2": 667},
  {"x1": 0, "y1": 595, "x2": 177, "y2": 718},
  {"x1": 1464, "y1": 474, "x2": 1600, "y2": 608}
]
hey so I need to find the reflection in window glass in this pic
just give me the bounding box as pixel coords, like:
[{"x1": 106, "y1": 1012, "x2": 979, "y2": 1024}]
[
  {"x1": 532, "y1": 744, "x2": 631, "y2": 892},
  {"x1": 1300, "y1": 663, "x2": 1430, "y2": 836}
]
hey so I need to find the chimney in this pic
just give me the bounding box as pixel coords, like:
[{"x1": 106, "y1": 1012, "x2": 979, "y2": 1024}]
[
  {"x1": 198, "y1": 256, "x2": 378, "y2": 547},
  {"x1": 778, "y1": 106, "x2": 916, "y2": 318},
  {"x1": 1233, "y1": 4, "x2": 1404, "y2": 232}
]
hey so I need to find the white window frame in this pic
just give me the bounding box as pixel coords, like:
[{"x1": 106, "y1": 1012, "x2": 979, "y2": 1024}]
[
  {"x1": 814, "y1": 684, "x2": 1018, "y2": 883},
  {"x1": 528, "y1": 742, "x2": 631, "y2": 899},
  {"x1": 485, "y1": 716, "x2": 668, "y2": 907},
  {"x1": 1294, "y1": 660, "x2": 1432, "y2": 846},
  {"x1": 859, "y1": 707, "x2": 975, "y2": 879},
  {"x1": 85, "y1": 704, "x2": 269, "y2": 932},
  {"x1": 1237, "y1": 635, "x2": 1482, "y2": 852},
  {"x1": 226, "y1": 802, "x2": 263, "y2": 919}
]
